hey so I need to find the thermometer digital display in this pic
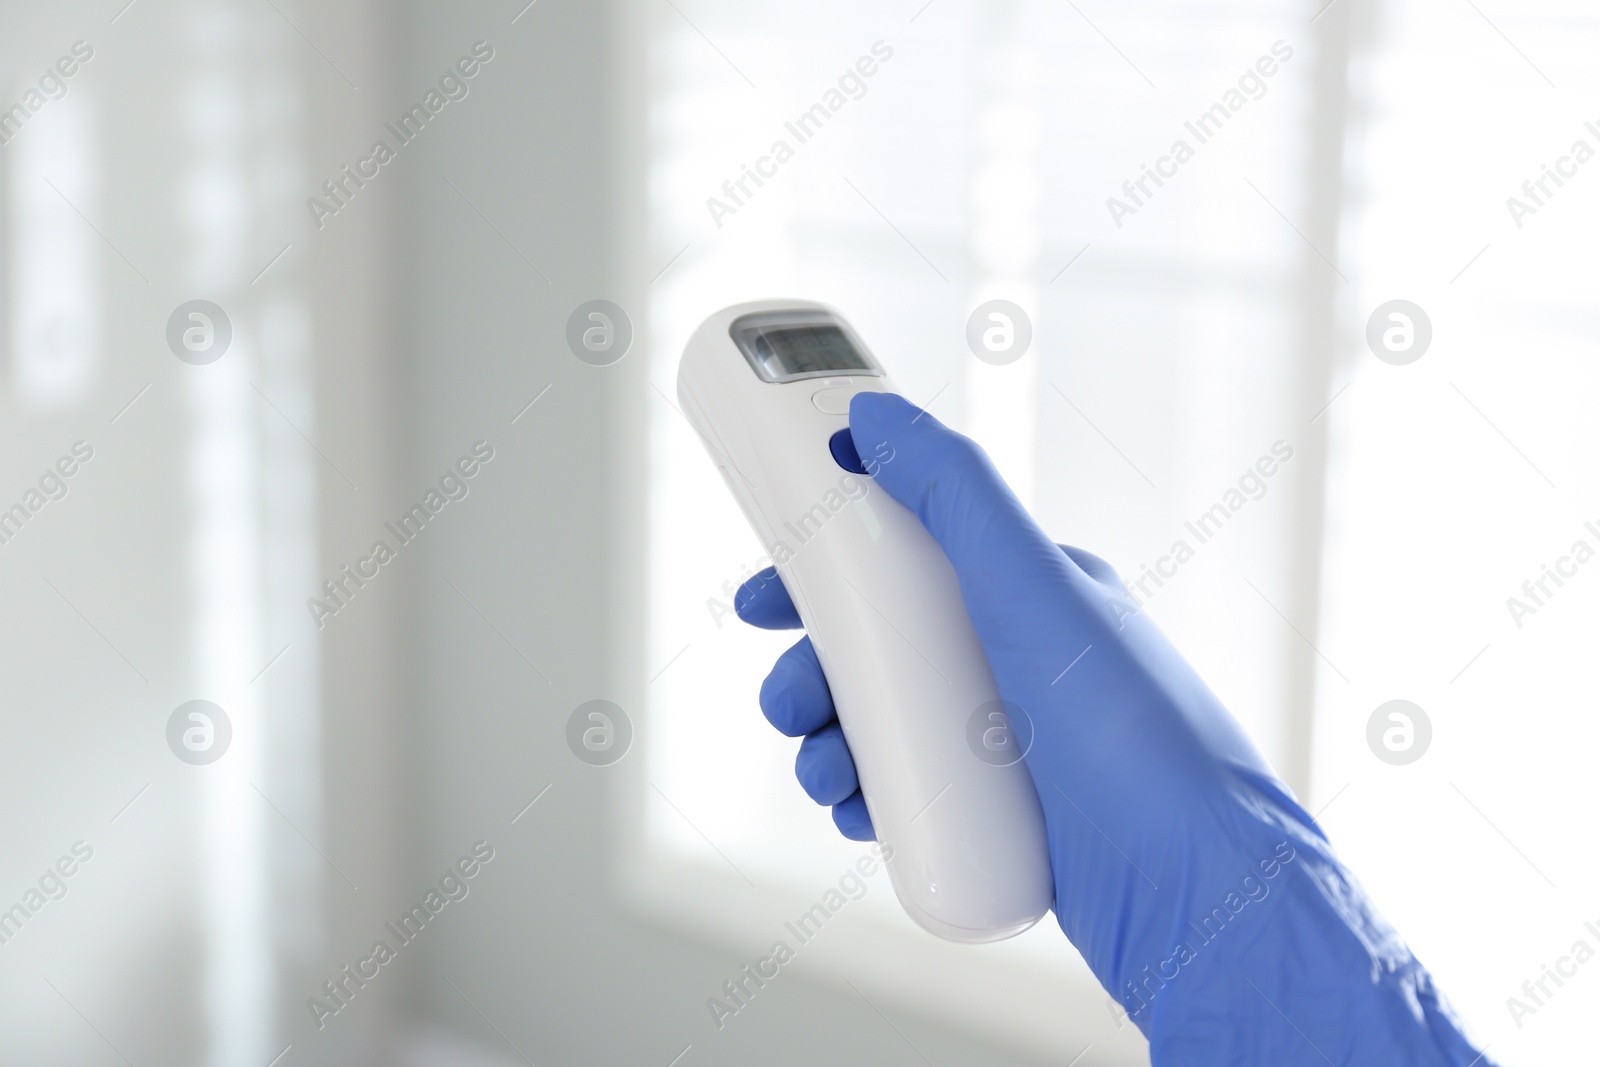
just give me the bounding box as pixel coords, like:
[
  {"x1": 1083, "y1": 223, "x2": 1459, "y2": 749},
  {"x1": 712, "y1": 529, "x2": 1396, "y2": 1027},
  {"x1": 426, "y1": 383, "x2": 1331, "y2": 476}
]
[{"x1": 730, "y1": 311, "x2": 881, "y2": 382}]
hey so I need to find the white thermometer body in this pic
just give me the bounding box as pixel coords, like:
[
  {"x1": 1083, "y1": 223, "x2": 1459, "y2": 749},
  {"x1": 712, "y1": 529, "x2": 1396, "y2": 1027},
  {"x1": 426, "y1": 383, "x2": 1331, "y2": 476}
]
[{"x1": 677, "y1": 300, "x2": 1052, "y2": 943}]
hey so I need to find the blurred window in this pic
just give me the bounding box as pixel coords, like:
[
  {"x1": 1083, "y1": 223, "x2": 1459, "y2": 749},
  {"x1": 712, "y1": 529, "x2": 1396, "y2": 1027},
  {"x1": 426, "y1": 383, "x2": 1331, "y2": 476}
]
[{"x1": 640, "y1": 0, "x2": 1321, "y2": 1023}]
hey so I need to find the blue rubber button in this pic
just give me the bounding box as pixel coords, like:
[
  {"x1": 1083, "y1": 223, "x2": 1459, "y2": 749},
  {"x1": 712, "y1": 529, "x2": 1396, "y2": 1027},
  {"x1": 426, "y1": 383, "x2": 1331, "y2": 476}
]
[{"x1": 828, "y1": 428, "x2": 867, "y2": 474}]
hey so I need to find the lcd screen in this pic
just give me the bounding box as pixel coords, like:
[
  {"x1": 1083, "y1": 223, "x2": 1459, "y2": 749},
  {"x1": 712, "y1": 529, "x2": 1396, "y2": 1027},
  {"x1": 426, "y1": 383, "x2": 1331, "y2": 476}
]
[{"x1": 732, "y1": 314, "x2": 882, "y2": 382}]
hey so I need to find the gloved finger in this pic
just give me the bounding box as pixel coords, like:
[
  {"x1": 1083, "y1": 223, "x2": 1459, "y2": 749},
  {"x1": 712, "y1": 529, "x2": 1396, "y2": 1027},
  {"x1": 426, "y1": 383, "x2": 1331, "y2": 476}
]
[
  {"x1": 831, "y1": 790, "x2": 876, "y2": 841},
  {"x1": 795, "y1": 722, "x2": 859, "y2": 806},
  {"x1": 1058, "y1": 544, "x2": 1123, "y2": 592},
  {"x1": 734, "y1": 566, "x2": 802, "y2": 629},
  {"x1": 758, "y1": 636, "x2": 837, "y2": 737}
]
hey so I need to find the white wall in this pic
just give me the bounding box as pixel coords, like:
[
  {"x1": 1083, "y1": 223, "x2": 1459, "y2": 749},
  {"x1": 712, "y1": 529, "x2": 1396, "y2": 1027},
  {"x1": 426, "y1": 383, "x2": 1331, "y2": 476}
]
[{"x1": 0, "y1": 1, "x2": 402, "y2": 1064}]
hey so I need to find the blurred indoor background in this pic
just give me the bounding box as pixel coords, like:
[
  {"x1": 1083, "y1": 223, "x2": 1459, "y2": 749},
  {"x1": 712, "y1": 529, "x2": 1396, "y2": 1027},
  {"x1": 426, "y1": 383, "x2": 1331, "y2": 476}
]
[{"x1": 1, "y1": 0, "x2": 1596, "y2": 1063}]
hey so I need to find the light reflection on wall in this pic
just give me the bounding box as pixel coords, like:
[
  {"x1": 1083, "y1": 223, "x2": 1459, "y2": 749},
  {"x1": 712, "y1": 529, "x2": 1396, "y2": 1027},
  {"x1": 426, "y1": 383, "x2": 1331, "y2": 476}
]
[
  {"x1": 963, "y1": 0, "x2": 1040, "y2": 510},
  {"x1": 181, "y1": 6, "x2": 321, "y2": 1063},
  {"x1": 184, "y1": 9, "x2": 272, "y2": 1063},
  {"x1": 10, "y1": 92, "x2": 99, "y2": 407}
]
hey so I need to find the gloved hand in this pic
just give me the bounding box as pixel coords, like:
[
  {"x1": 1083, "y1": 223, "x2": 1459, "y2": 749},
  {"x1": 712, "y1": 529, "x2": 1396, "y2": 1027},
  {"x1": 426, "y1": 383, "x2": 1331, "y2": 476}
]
[{"x1": 734, "y1": 392, "x2": 1492, "y2": 1066}]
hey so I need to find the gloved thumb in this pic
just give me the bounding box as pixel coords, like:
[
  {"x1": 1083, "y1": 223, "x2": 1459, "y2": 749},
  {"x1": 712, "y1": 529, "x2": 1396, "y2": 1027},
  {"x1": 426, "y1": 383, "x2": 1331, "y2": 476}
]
[{"x1": 847, "y1": 391, "x2": 1113, "y2": 680}]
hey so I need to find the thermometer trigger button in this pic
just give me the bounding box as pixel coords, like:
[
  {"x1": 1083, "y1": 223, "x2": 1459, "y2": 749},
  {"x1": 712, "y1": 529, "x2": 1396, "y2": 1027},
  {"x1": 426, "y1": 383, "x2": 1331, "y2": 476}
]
[
  {"x1": 828, "y1": 429, "x2": 868, "y2": 475},
  {"x1": 810, "y1": 388, "x2": 856, "y2": 415}
]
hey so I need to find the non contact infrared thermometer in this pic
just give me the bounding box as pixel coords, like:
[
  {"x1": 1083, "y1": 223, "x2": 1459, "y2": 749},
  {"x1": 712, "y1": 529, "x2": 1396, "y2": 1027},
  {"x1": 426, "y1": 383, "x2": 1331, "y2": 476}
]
[{"x1": 677, "y1": 300, "x2": 1052, "y2": 943}]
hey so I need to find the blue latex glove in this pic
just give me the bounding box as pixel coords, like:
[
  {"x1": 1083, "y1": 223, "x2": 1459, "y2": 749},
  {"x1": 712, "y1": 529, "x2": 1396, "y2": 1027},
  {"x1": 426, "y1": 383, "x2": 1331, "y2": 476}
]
[{"x1": 734, "y1": 392, "x2": 1492, "y2": 1066}]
